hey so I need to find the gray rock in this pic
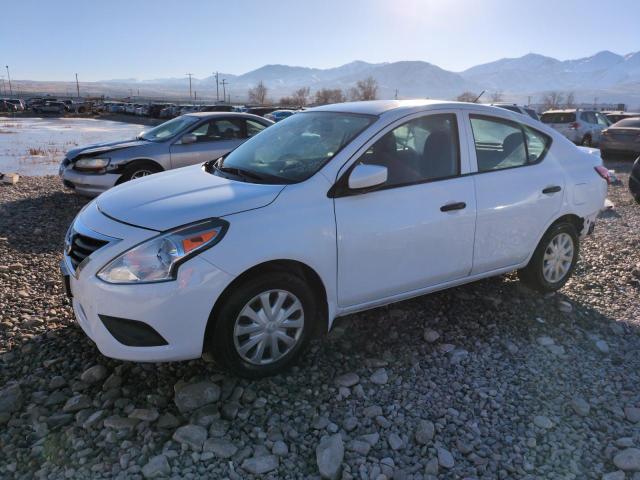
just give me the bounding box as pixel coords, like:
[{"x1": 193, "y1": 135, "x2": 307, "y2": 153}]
[
  {"x1": 174, "y1": 382, "x2": 221, "y2": 413},
  {"x1": 547, "y1": 344, "x2": 566, "y2": 356},
  {"x1": 364, "y1": 405, "x2": 383, "y2": 417},
  {"x1": 370, "y1": 369, "x2": 389, "y2": 385},
  {"x1": 203, "y1": 438, "x2": 237, "y2": 458},
  {"x1": 82, "y1": 410, "x2": 106, "y2": 429},
  {"x1": 596, "y1": 340, "x2": 610, "y2": 354},
  {"x1": 343, "y1": 416, "x2": 358, "y2": 432},
  {"x1": 625, "y1": 407, "x2": 640, "y2": 423},
  {"x1": 336, "y1": 372, "x2": 360, "y2": 387},
  {"x1": 348, "y1": 439, "x2": 371, "y2": 456},
  {"x1": 617, "y1": 438, "x2": 635, "y2": 448},
  {"x1": 557, "y1": 300, "x2": 573, "y2": 313},
  {"x1": 102, "y1": 373, "x2": 122, "y2": 390},
  {"x1": 533, "y1": 415, "x2": 553, "y2": 429},
  {"x1": 316, "y1": 434, "x2": 344, "y2": 480},
  {"x1": 63, "y1": 394, "x2": 92, "y2": 413},
  {"x1": 272, "y1": 440, "x2": 289, "y2": 456},
  {"x1": 209, "y1": 418, "x2": 230, "y2": 437},
  {"x1": 359, "y1": 432, "x2": 380, "y2": 446},
  {"x1": 602, "y1": 471, "x2": 625, "y2": 480},
  {"x1": 387, "y1": 432, "x2": 403, "y2": 450},
  {"x1": 537, "y1": 336, "x2": 555, "y2": 346},
  {"x1": 425, "y1": 457, "x2": 439, "y2": 475},
  {"x1": 423, "y1": 329, "x2": 441, "y2": 343},
  {"x1": 129, "y1": 408, "x2": 159, "y2": 422},
  {"x1": 415, "y1": 420, "x2": 435, "y2": 444},
  {"x1": 449, "y1": 348, "x2": 469, "y2": 365},
  {"x1": 142, "y1": 455, "x2": 170, "y2": 478},
  {"x1": 614, "y1": 448, "x2": 640, "y2": 471},
  {"x1": 437, "y1": 447, "x2": 455, "y2": 469},
  {"x1": 241, "y1": 455, "x2": 279, "y2": 475},
  {"x1": 571, "y1": 397, "x2": 591, "y2": 417},
  {"x1": 0, "y1": 383, "x2": 22, "y2": 414},
  {"x1": 103, "y1": 415, "x2": 139, "y2": 430},
  {"x1": 157, "y1": 413, "x2": 179, "y2": 429},
  {"x1": 80, "y1": 364, "x2": 108, "y2": 384},
  {"x1": 172, "y1": 424, "x2": 208, "y2": 451}
]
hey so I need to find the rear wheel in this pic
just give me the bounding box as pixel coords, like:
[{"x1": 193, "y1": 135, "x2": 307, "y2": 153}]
[
  {"x1": 207, "y1": 272, "x2": 315, "y2": 378},
  {"x1": 118, "y1": 161, "x2": 162, "y2": 183},
  {"x1": 581, "y1": 135, "x2": 592, "y2": 147},
  {"x1": 518, "y1": 222, "x2": 579, "y2": 292}
]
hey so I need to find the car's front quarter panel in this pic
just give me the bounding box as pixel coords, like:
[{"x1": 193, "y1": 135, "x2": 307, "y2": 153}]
[{"x1": 199, "y1": 173, "x2": 339, "y2": 323}]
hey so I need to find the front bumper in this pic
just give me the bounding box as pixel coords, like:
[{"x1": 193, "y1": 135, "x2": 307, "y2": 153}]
[
  {"x1": 62, "y1": 204, "x2": 235, "y2": 362},
  {"x1": 60, "y1": 165, "x2": 120, "y2": 197}
]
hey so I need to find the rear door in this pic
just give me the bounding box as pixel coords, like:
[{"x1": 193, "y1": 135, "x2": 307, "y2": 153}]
[
  {"x1": 169, "y1": 118, "x2": 245, "y2": 168},
  {"x1": 467, "y1": 113, "x2": 565, "y2": 274}
]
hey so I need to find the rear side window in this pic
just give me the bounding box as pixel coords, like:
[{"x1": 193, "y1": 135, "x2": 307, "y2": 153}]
[
  {"x1": 470, "y1": 115, "x2": 551, "y2": 172},
  {"x1": 246, "y1": 119, "x2": 267, "y2": 138},
  {"x1": 541, "y1": 112, "x2": 576, "y2": 124},
  {"x1": 614, "y1": 118, "x2": 640, "y2": 128}
]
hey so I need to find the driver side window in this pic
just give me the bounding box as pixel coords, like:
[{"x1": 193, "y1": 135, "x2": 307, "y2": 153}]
[
  {"x1": 357, "y1": 113, "x2": 460, "y2": 188},
  {"x1": 190, "y1": 119, "x2": 243, "y2": 143}
]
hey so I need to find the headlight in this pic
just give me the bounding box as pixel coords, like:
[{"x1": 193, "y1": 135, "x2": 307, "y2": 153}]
[
  {"x1": 74, "y1": 158, "x2": 110, "y2": 171},
  {"x1": 97, "y1": 219, "x2": 228, "y2": 284}
]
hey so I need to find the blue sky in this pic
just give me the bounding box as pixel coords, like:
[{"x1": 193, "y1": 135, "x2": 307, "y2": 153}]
[{"x1": 2, "y1": 0, "x2": 639, "y2": 81}]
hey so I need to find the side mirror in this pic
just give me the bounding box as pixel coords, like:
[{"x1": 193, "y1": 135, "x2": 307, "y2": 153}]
[
  {"x1": 180, "y1": 134, "x2": 197, "y2": 145},
  {"x1": 348, "y1": 164, "x2": 388, "y2": 190}
]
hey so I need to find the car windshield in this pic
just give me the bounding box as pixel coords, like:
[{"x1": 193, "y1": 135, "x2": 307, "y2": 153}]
[
  {"x1": 139, "y1": 115, "x2": 199, "y2": 142},
  {"x1": 218, "y1": 111, "x2": 375, "y2": 183}
]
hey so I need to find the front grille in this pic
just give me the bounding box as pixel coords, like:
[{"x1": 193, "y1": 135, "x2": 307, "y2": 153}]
[{"x1": 67, "y1": 232, "x2": 108, "y2": 270}]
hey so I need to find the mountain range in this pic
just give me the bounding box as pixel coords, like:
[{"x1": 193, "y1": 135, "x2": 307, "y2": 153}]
[{"x1": 9, "y1": 50, "x2": 640, "y2": 107}]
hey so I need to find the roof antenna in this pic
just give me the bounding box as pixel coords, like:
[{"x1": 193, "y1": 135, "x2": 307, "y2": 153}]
[{"x1": 473, "y1": 90, "x2": 486, "y2": 103}]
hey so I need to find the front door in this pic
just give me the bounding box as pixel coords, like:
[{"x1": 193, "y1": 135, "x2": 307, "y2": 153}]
[
  {"x1": 170, "y1": 118, "x2": 246, "y2": 169},
  {"x1": 333, "y1": 112, "x2": 476, "y2": 307}
]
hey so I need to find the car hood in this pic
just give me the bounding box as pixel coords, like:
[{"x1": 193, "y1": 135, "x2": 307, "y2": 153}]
[
  {"x1": 66, "y1": 138, "x2": 150, "y2": 161},
  {"x1": 96, "y1": 164, "x2": 286, "y2": 231}
]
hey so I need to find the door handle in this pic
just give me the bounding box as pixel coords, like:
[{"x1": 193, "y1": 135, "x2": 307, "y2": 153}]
[
  {"x1": 440, "y1": 202, "x2": 466, "y2": 212},
  {"x1": 542, "y1": 186, "x2": 562, "y2": 194}
]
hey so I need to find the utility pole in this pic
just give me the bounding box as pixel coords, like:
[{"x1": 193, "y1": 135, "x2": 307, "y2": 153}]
[
  {"x1": 394, "y1": 89, "x2": 398, "y2": 100},
  {"x1": 5, "y1": 66, "x2": 12, "y2": 96},
  {"x1": 214, "y1": 72, "x2": 219, "y2": 102},
  {"x1": 75, "y1": 73, "x2": 80, "y2": 98},
  {"x1": 186, "y1": 73, "x2": 193, "y2": 100},
  {"x1": 0, "y1": 77, "x2": 5, "y2": 96},
  {"x1": 221, "y1": 79, "x2": 228, "y2": 103}
]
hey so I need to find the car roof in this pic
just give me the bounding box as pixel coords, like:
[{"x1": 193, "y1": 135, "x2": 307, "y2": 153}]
[
  {"x1": 309, "y1": 99, "x2": 469, "y2": 116},
  {"x1": 184, "y1": 111, "x2": 272, "y2": 122}
]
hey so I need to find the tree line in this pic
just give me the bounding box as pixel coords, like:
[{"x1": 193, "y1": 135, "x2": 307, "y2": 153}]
[{"x1": 247, "y1": 76, "x2": 379, "y2": 107}]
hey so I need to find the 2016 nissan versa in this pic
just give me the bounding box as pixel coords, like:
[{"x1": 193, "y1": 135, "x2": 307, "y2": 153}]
[{"x1": 61, "y1": 100, "x2": 608, "y2": 377}]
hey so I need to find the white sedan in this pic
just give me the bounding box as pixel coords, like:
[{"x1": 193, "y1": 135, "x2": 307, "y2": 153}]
[{"x1": 61, "y1": 100, "x2": 608, "y2": 377}]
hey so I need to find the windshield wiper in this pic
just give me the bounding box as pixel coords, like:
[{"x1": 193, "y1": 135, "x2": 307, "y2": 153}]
[
  {"x1": 209, "y1": 158, "x2": 288, "y2": 184},
  {"x1": 217, "y1": 165, "x2": 265, "y2": 182}
]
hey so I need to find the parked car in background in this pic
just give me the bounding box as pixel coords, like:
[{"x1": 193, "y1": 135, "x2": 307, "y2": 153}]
[
  {"x1": 3, "y1": 99, "x2": 26, "y2": 111},
  {"x1": 148, "y1": 103, "x2": 174, "y2": 118},
  {"x1": 0, "y1": 100, "x2": 17, "y2": 112},
  {"x1": 199, "y1": 105, "x2": 235, "y2": 113},
  {"x1": 60, "y1": 100, "x2": 607, "y2": 377},
  {"x1": 59, "y1": 112, "x2": 273, "y2": 196},
  {"x1": 489, "y1": 103, "x2": 539, "y2": 121},
  {"x1": 265, "y1": 109, "x2": 296, "y2": 122},
  {"x1": 604, "y1": 111, "x2": 640, "y2": 124},
  {"x1": 540, "y1": 109, "x2": 611, "y2": 146},
  {"x1": 34, "y1": 101, "x2": 66, "y2": 114},
  {"x1": 629, "y1": 156, "x2": 640, "y2": 203},
  {"x1": 246, "y1": 107, "x2": 279, "y2": 117},
  {"x1": 600, "y1": 117, "x2": 640, "y2": 158}
]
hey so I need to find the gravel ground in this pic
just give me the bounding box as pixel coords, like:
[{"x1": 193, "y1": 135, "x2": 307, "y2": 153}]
[{"x1": 0, "y1": 159, "x2": 638, "y2": 480}]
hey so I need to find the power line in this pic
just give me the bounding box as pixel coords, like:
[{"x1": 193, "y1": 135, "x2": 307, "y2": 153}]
[{"x1": 186, "y1": 73, "x2": 193, "y2": 100}]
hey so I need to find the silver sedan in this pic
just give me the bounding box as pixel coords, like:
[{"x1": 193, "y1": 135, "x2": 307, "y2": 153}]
[{"x1": 60, "y1": 112, "x2": 273, "y2": 196}]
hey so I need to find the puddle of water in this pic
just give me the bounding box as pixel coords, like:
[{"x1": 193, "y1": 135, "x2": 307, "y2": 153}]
[{"x1": 0, "y1": 117, "x2": 146, "y2": 176}]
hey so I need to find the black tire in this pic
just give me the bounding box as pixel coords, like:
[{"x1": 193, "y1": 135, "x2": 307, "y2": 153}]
[
  {"x1": 118, "y1": 161, "x2": 162, "y2": 183},
  {"x1": 581, "y1": 135, "x2": 592, "y2": 147},
  {"x1": 207, "y1": 271, "x2": 316, "y2": 378},
  {"x1": 518, "y1": 221, "x2": 580, "y2": 292}
]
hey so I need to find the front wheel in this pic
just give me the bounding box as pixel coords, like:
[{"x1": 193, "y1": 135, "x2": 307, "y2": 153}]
[
  {"x1": 118, "y1": 161, "x2": 162, "y2": 183},
  {"x1": 207, "y1": 272, "x2": 316, "y2": 378},
  {"x1": 581, "y1": 135, "x2": 592, "y2": 147},
  {"x1": 518, "y1": 222, "x2": 579, "y2": 292}
]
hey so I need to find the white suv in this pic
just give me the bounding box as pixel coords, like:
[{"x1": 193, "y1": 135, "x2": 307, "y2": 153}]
[
  {"x1": 61, "y1": 100, "x2": 608, "y2": 377},
  {"x1": 541, "y1": 109, "x2": 611, "y2": 146}
]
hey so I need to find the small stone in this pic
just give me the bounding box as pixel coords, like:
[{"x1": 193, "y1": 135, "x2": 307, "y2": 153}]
[
  {"x1": 437, "y1": 447, "x2": 455, "y2": 469},
  {"x1": 613, "y1": 448, "x2": 640, "y2": 471},
  {"x1": 617, "y1": 438, "x2": 634, "y2": 448},
  {"x1": 546, "y1": 344, "x2": 566, "y2": 356},
  {"x1": 142, "y1": 455, "x2": 170, "y2": 478},
  {"x1": 102, "y1": 374, "x2": 122, "y2": 391},
  {"x1": 174, "y1": 382, "x2": 221, "y2": 413},
  {"x1": 533, "y1": 415, "x2": 553, "y2": 429},
  {"x1": 364, "y1": 405, "x2": 383, "y2": 418},
  {"x1": 596, "y1": 340, "x2": 610, "y2": 354},
  {"x1": 387, "y1": 433, "x2": 403, "y2": 450},
  {"x1": 602, "y1": 471, "x2": 625, "y2": 480},
  {"x1": 241, "y1": 455, "x2": 279, "y2": 475},
  {"x1": 129, "y1": 408, "x2": 159, "y2": 422},
  {"x1": 316, "y1": 434, "x2": 344, "y2": 480},
  {"x1": 449, "y1": 349, "x2": 469, "y2": 365},
  {"x1": 63, "y1": 394, "x2": 92, "y2": 413},
  {"x1": 439, "y1": 343, "x2": 455, "y2": 353},
  {"x1": 423, "y1": 329, "x2": 441, "y2": 343},
  {"x1": 80, "y1": 365, "x2": 108, "y2": 384},
  {"x1": 157, "y1": 413, "x2": 180, "y2": 429},
  {"x1": 103, "y1": 415, "x2": 139, "y2": 430},
  {"x1": 0, "y1": 383, "x2": 22, "y2": 414},
  {"x1": 82, "y1": 410, "x2": 106, "y2": 429},
  {"x1": 625, "y1": 407, "x2": 640, "y2": 424},
  {"x1": 203, "y1": 438, "x2": 237, "y2": 458},
  {"x1": 172, "y1": 424, "x2": 208, "y2": 451},
  {"x1": 571, "y1": 397, "x2": 591, "y2": 417},
  {"x1": 343, "y1": 416, "x2": 358, "y2": 432},
  {"x1": 415, "y1": 420, "x2": 435, "y2": 444},
  {"x1": 370, "y1": 369, "x2": 388, "y2": 385},
  {"x1": 209, "y1": 418, "x2": 230, "y2": 437},
  {"x1": 336, "y1": 372, "x2": 360, "y2": 387},
  {"x1": 557, "y1": 300, "x2": 573, "y2": 313},
  {"x1": 272, "y1": 440, "x2": 288, "y2": 456},
  {"x1": 348, "y1": 439, "x2": 371, "y2": 456},
  {"x1": 537, "y1": 336, "x2": 555, "y2": 346}
]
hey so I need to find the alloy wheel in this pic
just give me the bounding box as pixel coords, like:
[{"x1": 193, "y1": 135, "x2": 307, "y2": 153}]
[
  {"x1": 542, "y1": 232, "x2": 574, "y2": 283},
  {"x1": 233, "y1": 289, "x2": 305, "y2": 365},
  {"x1": 130, "y1": 169, "x2": 153, "y2": 180}
]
